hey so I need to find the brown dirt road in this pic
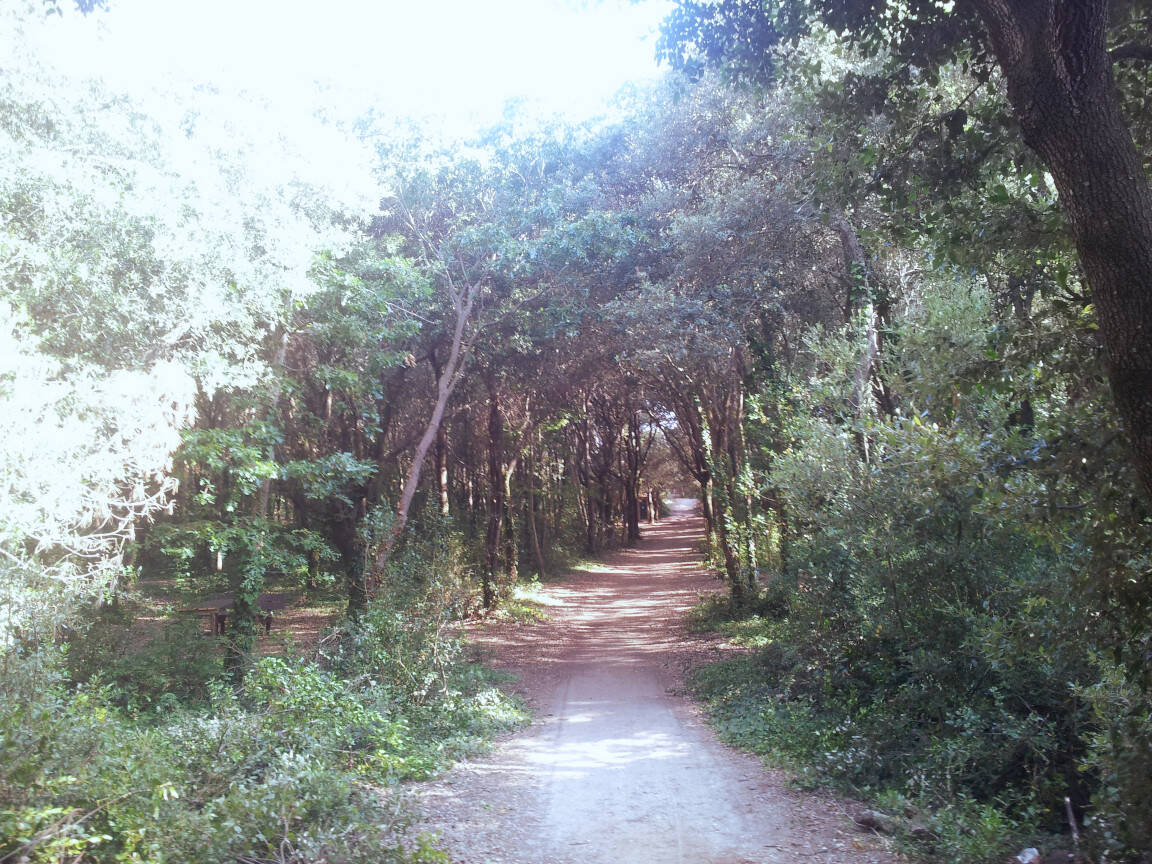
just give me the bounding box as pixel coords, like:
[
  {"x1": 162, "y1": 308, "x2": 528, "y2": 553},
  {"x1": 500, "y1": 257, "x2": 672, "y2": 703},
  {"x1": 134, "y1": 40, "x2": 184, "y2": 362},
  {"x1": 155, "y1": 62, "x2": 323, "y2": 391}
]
[{"x1": 414, "y1": 504, "x2": 897, "y2": 864}]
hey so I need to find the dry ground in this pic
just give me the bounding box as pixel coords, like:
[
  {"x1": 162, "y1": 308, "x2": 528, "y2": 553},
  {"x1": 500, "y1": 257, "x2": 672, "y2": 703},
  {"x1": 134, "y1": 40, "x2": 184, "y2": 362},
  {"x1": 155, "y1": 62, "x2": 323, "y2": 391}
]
[{"x1": 412, "y1": 504, "x2": 899, "y2": 864}]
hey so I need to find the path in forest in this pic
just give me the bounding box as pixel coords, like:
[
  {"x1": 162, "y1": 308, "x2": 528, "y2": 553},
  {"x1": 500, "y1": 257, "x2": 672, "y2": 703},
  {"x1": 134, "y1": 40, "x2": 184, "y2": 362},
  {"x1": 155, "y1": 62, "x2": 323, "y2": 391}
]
[{"x1": 414, "y1": 504, "x2": 896, "y2": 864}]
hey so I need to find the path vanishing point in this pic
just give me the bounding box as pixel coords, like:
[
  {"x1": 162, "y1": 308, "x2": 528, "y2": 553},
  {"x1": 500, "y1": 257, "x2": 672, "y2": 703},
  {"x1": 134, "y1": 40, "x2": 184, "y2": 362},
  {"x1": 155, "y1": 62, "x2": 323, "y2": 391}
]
[{"x1": 416, "y1": 502, "x2": 897, "y2": 864}]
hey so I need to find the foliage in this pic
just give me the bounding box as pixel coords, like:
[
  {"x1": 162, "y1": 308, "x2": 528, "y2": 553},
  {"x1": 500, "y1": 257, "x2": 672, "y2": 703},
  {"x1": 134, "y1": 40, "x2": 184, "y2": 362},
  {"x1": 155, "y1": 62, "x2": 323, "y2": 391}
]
[
  {"x1": 689, "y1": 270, "x2": 1152, "y2": 860},
  {"x1": 1, "y1": 539, "x2": 523, "y2": 864},
  {"x1": 0, "y1": 303, "x2": 193, "y2": 646},
  {"x1": 0, "y1": 2, "x2": 375, "y2": 647},
  {"x1": 4, "y1": 2, "x2": 1152, "y2": 861},
  {"x1": 644, "y1": 8, "x2": 1152, "y2": 858},
  {"x1": 64, "y1": 606, "x2": 221, "y2": 713}
]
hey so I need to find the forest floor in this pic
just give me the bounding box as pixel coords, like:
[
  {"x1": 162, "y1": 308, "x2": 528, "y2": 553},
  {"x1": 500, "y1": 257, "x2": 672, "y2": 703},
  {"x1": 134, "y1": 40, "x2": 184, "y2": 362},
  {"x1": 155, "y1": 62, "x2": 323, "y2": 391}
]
[{"x1": 411, "y1": 503, "x2": 900, "y2": 864}]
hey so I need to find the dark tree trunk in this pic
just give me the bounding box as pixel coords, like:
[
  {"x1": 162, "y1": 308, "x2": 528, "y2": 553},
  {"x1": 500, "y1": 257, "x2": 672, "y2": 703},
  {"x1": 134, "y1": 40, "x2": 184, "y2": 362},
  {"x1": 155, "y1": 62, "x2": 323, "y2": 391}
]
[
  {"x1": 973, "y1": 0, "x2": 1152, "y2": 500},
  {"x1": 715, "y1": 513, "x2": 747, "y2": 608},
  {"x1": 366, "y1": 366, "x2": 405, "y2": 505},
  {"x1": 527, "y1": 439, "x2": 548, "y2": 577},
  {"x1": 700, "y1": 477, "x2": 715, "y2": 536},
  {"x1": 332, "y1": 509, "x2": 367, "y2": 617},
  {"x1": 288, "y1": 488, "x2": 319, "y2": 590},
  {"x1": 483, "y1": 381, "x2": 505, "y2": 609},
  {"x1": 528, "y1": 482, "x2": 547, "y2": 576},
  {"x1": 624, "y1": 483, "x2": 641, "y2": 544},
  {"x1": 461, "y1": 413, "x2": 478, "y2": 538},
  {"x1": 621, "y1": 409, "x2": 652, "y2": 544},
  {"x1": 575, "y1": 407, "x2": 598, "y2": 554}
]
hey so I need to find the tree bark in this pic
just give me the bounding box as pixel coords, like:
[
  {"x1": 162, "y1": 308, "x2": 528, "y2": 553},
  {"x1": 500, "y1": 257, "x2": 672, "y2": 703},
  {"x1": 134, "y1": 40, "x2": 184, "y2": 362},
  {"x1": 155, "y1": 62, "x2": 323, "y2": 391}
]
[
  {"x1": 334, "y1": 513, "x2": 367, "y2": 617},
  {"x1": 435, "y1": 420, "x2": 450, "y2": 517},
  {"x1": 575, "y1": 404, "x2": 597, "y2": 554},
  {"x1": 483, "y1": 378, "x2": 505, "y2": 609},
  {"x1": 373, "y1": 282, "x2": 477, "y2": 573},
  {"x1": 972, "y1": 0, "x2": 1152, "y2": 500},
  {"x1": 624, "y1": 482, "x2": 640, "y2": 544},
  {"x1": 700, "y1": 477, "x2": 716, "y2": 537},
  {"x1": 502, "y1": 457, "x2": 519, "y2": 582},
  {"x1": 527, "y1": 437, "x2": 548, "y2": 577},
  {"x1": 621, "y1": 409, "x2": 652, "y2": 545},
  {"x1": 715, "y1": 511, "x2": 747, "y2": 608}
]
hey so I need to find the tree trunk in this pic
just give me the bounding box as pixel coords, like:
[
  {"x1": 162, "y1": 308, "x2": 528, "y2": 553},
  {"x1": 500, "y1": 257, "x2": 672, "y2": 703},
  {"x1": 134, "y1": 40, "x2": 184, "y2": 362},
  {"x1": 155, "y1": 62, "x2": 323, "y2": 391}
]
[
  {"x1": 577, "y1": 409, "x2": 597, "y2": 554},
  {"x1": 527, "y1": 439, "x2": 548, "y2": 577},
  {"x1": 435, "y1": 420, "x2": 450, "y2": 516},
  {"x1": 502, "y1": 457, "x2": 519, "y2": 582},
  {"x1": 624, "y1": 482, "x2": 641, "y2": 545},
  {"x1": 700, "y1": 477, "x2": 716, "y2": 537},
  {"x1": 973, "y1": 0, "x2": 1152, "y2": 500},
  {"x1": 466, "y1": 461, "x2": 477, "y2": 538},
  {"x1": 483, "y1": 380, "x2": 504, "y2": 609},
  {"x1": 373, "y1": 283, "x2": 477, "y2": 573},
  {"x1": 715, "y1": 513, "x2": 747, "y2": 608}
]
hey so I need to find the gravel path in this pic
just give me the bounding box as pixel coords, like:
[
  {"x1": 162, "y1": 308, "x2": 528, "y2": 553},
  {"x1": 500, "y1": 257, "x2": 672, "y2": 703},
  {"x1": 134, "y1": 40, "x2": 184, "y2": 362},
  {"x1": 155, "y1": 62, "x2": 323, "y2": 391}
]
[{"x1": 413, "y1": 505, "x2": 897, "y2": 864}]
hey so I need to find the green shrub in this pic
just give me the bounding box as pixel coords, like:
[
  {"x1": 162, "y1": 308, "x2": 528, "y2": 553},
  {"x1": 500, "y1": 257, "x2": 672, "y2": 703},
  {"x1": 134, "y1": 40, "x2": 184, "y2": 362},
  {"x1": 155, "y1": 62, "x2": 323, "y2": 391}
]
[
  {"x1": 693, "y1": 281, "x2": 1152, "y2": 861},
  {"x1": 65, "y1": 606, "x2": 220, "y2": 713},
  {"x1": 0, "y1": 649, "x2": 432, "y2": 863},
  {"x1": 1078, "y1": 660, "x2": 1152, "y2": 860},
  {"x1": 1, "y1": 534, "x2": 525, "y2": 864}
]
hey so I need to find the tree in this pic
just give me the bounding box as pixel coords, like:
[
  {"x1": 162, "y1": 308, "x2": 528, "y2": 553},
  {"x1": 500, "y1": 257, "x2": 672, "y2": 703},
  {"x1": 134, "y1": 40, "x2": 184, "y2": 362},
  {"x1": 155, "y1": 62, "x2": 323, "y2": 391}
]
[
  {"x1": 659, "y1": 0, "x2": 1152, "y2": 501},
  {"x1": 0, "y1": 5, "x2": 375, "y2": 651}
]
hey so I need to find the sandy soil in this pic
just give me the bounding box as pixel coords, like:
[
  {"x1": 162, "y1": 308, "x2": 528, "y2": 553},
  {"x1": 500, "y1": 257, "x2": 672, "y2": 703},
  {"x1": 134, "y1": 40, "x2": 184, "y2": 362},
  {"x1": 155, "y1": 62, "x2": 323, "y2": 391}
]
[{"x1": 414, "y1": 505, "x2": 897, "y2": 864}]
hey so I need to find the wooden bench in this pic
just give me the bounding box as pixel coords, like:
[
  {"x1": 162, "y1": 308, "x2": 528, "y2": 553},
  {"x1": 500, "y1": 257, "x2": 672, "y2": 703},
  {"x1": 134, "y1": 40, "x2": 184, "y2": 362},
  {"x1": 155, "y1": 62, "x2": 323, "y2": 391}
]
[{"x1": 179, "y1": 592, "x2": 289, "y2": 636}]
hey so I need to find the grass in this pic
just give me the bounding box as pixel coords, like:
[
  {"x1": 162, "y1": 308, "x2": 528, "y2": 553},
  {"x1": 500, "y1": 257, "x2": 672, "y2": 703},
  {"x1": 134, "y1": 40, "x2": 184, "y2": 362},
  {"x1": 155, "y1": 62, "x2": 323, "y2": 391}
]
[
  {"x1": 493, "y1": 582, "x2": 559, "y2": 623},
  {"x1": 686, "y1": 592, "x2": 779, "y2": 648}
]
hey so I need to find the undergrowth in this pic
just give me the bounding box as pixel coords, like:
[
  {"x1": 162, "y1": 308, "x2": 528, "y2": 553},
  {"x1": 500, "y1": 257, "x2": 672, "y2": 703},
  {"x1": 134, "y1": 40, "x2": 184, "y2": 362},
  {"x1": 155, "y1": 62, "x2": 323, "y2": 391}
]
[
  {"x1": 687, "y1": 592, "x2": 1151, "y2": 864},
  {"x1": 1, "y1": 552, "x2": 527, "y2": 864},
  {"x1": 689, "y1": 619, "x2": 1036, "y2": 864}
]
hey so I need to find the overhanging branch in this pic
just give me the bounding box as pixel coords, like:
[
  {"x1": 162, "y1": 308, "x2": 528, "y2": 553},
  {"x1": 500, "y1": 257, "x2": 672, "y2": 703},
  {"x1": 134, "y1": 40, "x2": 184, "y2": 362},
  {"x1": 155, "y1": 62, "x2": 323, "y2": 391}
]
[{"x1": 1111, "y1": 42, "x2": 1152, "y2": 64}]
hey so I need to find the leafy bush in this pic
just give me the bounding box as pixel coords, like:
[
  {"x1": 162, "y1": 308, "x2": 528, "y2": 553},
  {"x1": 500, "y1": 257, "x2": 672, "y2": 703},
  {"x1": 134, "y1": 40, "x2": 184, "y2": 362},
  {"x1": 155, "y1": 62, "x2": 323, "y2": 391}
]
[
  {"x1": 692, "y1": 283, "x2": 1152, "y2": 862},
  {"x1": 1, "y1": 648, "x2": 441, "y2": 863},
  {"x1": 1077, "y1": 661, "x2": 1152, "y2": 859},
  {"x1": 65, "y1": 604, "x2": 220, "y2": 713},
  {"x1": 1, "y1": 530, "x2": 525, "y2": 864}
]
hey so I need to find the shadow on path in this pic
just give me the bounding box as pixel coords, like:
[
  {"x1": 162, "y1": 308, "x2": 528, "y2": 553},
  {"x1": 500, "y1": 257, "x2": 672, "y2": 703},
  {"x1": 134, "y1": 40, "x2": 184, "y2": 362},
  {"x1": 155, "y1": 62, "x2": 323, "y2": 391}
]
[{"x1": 415, "y1": 511, "x2": 895, "y2": 864}]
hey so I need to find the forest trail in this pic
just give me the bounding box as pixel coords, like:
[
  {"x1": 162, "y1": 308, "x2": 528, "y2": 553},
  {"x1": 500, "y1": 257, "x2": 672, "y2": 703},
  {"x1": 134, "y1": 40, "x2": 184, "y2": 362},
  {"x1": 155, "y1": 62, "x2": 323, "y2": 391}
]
[{"x1": 414, "y1": 504, "x2": 896, "y2": 864}]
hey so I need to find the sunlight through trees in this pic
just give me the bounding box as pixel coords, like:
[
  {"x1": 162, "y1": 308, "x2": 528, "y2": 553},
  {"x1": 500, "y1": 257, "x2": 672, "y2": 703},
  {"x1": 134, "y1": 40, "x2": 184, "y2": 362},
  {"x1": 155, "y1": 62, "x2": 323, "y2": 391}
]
[{"x1": 3, "y1": 1, "x2": 1152, "y2": 861}]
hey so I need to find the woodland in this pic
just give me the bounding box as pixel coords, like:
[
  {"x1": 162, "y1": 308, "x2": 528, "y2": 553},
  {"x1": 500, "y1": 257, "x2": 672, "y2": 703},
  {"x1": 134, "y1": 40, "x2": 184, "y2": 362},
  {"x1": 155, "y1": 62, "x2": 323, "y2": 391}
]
[{"x1": 2, "y1": 0, "x2": 1152, "y2": 862}]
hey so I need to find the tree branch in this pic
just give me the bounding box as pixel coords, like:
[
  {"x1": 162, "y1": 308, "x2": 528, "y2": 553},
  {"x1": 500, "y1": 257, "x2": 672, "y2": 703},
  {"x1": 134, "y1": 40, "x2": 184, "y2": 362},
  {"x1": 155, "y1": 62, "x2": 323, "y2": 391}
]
[{"x1": 1111, "y1": 41, "x2": 1152, "y2": 64}]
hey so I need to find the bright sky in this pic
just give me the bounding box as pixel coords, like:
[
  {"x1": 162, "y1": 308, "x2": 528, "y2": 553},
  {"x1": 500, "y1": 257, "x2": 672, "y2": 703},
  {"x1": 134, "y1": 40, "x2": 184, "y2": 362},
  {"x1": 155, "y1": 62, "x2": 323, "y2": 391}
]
[{"x1": 55, "y1": 0, "x2": 671, "y2": 131}]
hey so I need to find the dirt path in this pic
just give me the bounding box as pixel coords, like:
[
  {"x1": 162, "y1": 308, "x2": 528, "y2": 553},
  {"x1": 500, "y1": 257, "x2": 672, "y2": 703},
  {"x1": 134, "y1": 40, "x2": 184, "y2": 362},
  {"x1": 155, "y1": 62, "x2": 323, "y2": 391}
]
[{"x1": 415, "y1": 506, "x2": 896, "y2": 864}]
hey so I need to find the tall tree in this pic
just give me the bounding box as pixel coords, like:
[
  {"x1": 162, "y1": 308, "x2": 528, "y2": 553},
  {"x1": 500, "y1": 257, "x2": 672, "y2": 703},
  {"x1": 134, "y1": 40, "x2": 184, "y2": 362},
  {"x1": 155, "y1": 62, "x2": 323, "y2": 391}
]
[{"x1": 659, "y1": 0, "x2": 1152, "y2": 500}]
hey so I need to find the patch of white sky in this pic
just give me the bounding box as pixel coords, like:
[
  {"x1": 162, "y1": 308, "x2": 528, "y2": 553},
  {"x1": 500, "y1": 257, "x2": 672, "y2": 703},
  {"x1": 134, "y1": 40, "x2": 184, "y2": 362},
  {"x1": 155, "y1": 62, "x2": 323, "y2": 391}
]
[{"x1": 47, "y1": 0, "x2": 673, "y2": 135}]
